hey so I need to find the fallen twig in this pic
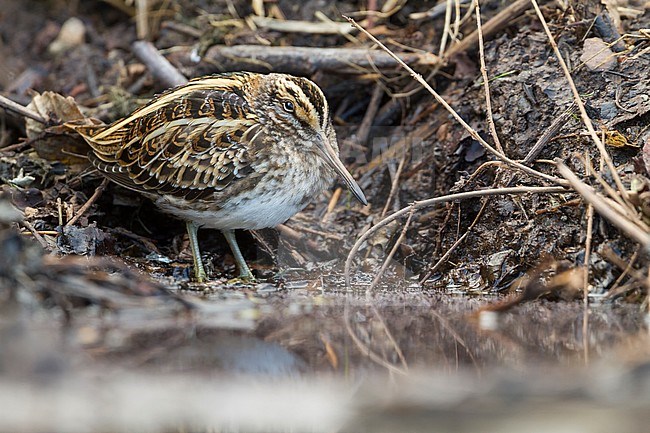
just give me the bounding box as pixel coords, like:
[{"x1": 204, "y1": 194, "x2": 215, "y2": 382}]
[
  {"x1": 522, "y1": 105, "x2": 576, "y2": 166},
  {"x1": 605, "y1": 246, "x2": 641, "y2": 298},
  {"x1": 355, "y1": 82, "x2": 384, "y2": 147},
  {"x1": 276, "y1": 223, "x2": 322, "y2": 256},
  {"x1": 66, "y1": 178, "x2": 110, "y2": 227},
  {"x1": 421, "y1": 231, "x2": 470, "y2": 284},
  {"x1": 285, "y1": 223, "x2": 344, "y2": 241},
  {"x1": 132, "y1": 40, "x2": 188, "y2": 88},
  {"x1": 173, "y1": 45, "x2": 438, "y2": 75},
  {"x1": 20, "y1": 220, "x2": 49, "y2": 249},
  {"x1": 0, "y1": 94, "x2": 47, "y2": 124}
]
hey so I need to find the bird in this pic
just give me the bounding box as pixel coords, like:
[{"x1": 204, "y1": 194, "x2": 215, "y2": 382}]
[{"x1": 68, "y1": 72, "x2": 367, "y2": 283}]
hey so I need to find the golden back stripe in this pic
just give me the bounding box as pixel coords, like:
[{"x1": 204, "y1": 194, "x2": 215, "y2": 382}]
[{"x1": 91, "y1": 77, "x2": 246, "y2": 140}]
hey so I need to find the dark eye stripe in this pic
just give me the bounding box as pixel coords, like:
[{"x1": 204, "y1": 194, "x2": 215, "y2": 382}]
[
  {"x1": 278, "y1": 78, "x2": 330, "y2": 129},
  {"x1": 298, "y1": 82, "x2": 326, "y2": 123},
  {"x1": 298, "y1": 80, "x2": 330, "y2": 129},
  {"x1": 320, "y1": 98, "x2": 329, "y2": 130},
  {"x1": 284, "y1": 86, "x2": 301, "y2": 101}
]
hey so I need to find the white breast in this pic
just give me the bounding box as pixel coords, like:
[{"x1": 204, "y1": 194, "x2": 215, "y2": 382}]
[{"x1": 155, "y1": 156, "x2": 333, "y2": 230}]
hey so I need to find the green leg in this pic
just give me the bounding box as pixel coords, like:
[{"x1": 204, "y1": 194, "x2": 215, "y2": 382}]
[
  {"x1": 186, "y1": 221, "x2": 207, "y2": 283},
  {"x1": 221, "y1": 229, "x2": 253, "y2": 280}
]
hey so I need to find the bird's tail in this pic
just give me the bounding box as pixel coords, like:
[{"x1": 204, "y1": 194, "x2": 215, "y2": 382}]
[{"x1": 64, "y1": 120, "x2": 125, "y2": 160}]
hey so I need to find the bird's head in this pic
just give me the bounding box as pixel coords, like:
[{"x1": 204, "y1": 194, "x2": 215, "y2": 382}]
[{"x1": 250, "y1": 73, "x2": 367, "y2": 206}]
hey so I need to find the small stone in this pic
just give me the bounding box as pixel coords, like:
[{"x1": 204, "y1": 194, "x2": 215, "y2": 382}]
[
  {"x1": 599, "y1": 101, "x2": 618, "y2": 119},
  {"x1": 580, "y1": 37, "x2": 617, "y2": 72},
  {"x1": 48, "y1": 17, "x2": 85, "y2": 55}
]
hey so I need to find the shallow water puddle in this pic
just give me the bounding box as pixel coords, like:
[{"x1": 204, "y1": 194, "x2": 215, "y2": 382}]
[{"x1": 1, "y1": 282, "x2": 649, "y2": 432}]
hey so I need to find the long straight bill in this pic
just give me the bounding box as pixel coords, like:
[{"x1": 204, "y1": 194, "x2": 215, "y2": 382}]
[{"x1": 319, "y1": 140, "x2": 368, "y2": 206}]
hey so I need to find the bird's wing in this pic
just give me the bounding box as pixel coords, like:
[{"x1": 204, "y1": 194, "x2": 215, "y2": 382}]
[{"x1": 70, "y1": 73, "x2": 263, "y2": 201}]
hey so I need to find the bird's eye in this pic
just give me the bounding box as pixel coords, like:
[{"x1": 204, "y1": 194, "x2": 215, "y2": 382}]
[{"x1": 282, "y1": 100, "x2": 295, "y2": 112}]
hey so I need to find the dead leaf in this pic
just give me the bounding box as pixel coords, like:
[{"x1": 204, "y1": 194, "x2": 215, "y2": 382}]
[
  {"x1": 26, "y1": 91, "x2": 101, "y2": 169},
  {"x1": 26, "y1": 91, "x2": 85, "y2": 137},
  {"x1": 602, "y1": 127, "x2": 638, "y2": 148}
]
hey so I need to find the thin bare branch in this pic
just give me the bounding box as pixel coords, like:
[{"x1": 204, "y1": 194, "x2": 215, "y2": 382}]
[
  {"x1": 175, "y1": 45, "x2": 438, "y2": 75},
  {"x1": 132, "y1": 40, "x2": 188, "y2": 88},
  {"x1": 0, "y1": 94, "x2": 47, "y2": 124}
]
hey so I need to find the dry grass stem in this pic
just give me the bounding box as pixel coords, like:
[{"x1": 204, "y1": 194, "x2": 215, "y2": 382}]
[
  {"x1": 322, "y1": 187, "x2": 343, "y2": 221},
  {"x1": 379, "y1": 151, "x2": 407, "y2": 218},
  {"x1": 475, "y1": 0, "x2": 504, "y2": 154},
  {"x1": 250, "y1": 16, "x2": 353, "y2": 34},
  {"x1": 582, "y1": 200, "x2": 593, "y2": 366},
  {"x1": 443, "y1": 0, "x2": 537, "y2": 60},
  {"x1": 135, "y1": 0, "x2": 150, "y2": 40},
  {"x1": 439, "y1": 0, "x2": 454, "y2": 57}
]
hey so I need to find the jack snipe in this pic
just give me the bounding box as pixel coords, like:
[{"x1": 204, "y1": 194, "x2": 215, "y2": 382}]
[{"x1": 69, "y1": 72, "x2": 367, "y2": 282}]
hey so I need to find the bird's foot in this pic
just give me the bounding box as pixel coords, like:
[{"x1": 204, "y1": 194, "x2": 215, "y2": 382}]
[
  {"x1": 191, "y1": 258, "x2": 208, "y2": 283},
  {"x1": 226, "y1": 273, "x2": 256, "y2": 285},
  {"x1": 194, "y1": 269, "x2": 208, "y2": 284}
]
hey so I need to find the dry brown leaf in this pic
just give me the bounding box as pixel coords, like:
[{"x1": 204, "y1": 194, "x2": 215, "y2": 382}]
[
  {"x1": 602, "y1": 127, "x2": 638, "y2": 148},
  {"x1": 26, "y1": 91, "x2": 101, "y2": 168}
]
